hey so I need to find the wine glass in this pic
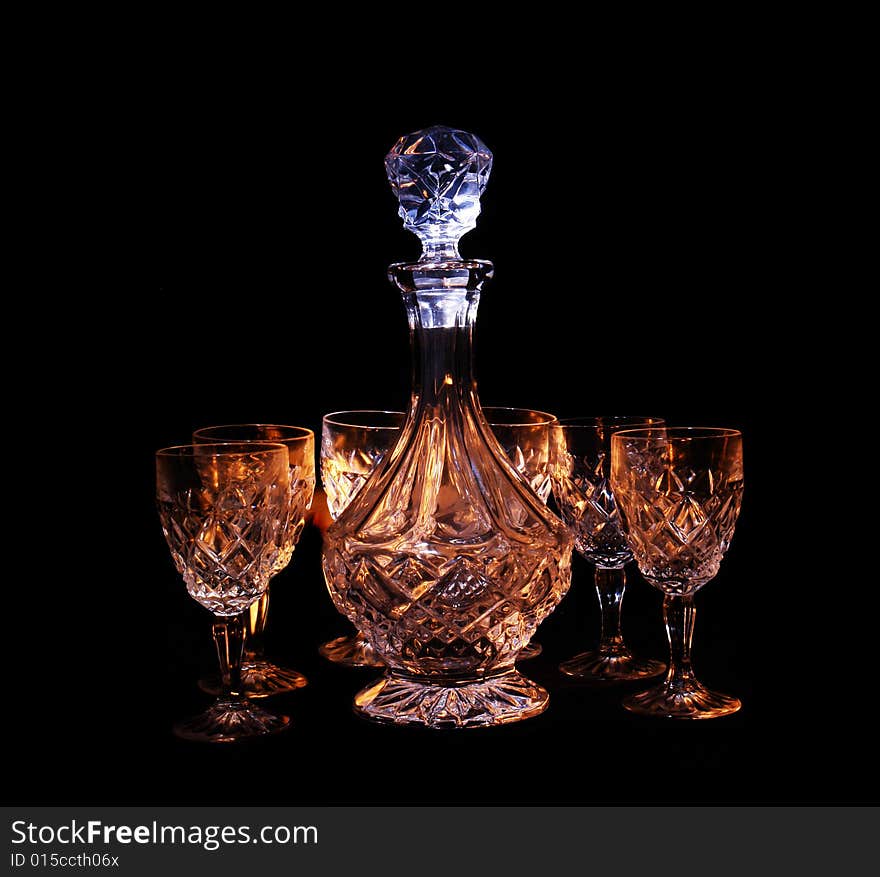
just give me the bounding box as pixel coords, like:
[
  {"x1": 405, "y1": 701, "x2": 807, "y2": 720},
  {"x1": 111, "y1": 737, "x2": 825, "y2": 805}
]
[
  {"x1": 551, "y1": 417, "x2": 666, "y2": 681},
  {"x1": 157, "y1": 443, "x2": 291, "y2": 742},
  {"x1": 318, "y1": 411, "x2": 406, "y2": 667},
  {"x1": 611, "y1": 426, "x2": 744, "y2": 718},
  {"x1": 192, "y1": 424, "x2": 315, "y2": 697},
  {"x1": 318, "y1": 407, "x2": 556, "y2": 666}
]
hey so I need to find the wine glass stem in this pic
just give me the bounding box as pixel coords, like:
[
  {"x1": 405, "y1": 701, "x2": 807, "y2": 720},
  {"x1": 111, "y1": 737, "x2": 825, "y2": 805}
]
[
  {"x1": 243, "y1": 589, "x2": 271, "y2": 662},
  {"x1": 595, "y1": 566, "x2": 625, "y2": 654},
  {"x1": 212, "y1": 615, "x2": 246, "y2": 698},
  {"x1": 663, "y1": 595, "x2": 696, "y2": 691}
]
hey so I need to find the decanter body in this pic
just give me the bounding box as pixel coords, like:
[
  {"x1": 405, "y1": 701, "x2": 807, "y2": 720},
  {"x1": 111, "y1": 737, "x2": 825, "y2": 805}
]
[{"x1": 322, "y1": 126, "x2": 572, "y2": 728}]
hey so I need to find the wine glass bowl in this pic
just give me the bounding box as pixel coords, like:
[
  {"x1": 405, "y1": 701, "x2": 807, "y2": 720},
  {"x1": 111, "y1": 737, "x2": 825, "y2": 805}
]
[
  {"x1": 551, "y1": 417, "x2": 666, "y2": 682},
  {"x1": 319, "y1": 411, "x2": 406, "y2": 668},
  {"x1": 482, "y1": 406, "x2": 557, "y2": 504},
  {"x1": 611, "y1": 426, "x2": 744, "y2": 718},
  {"x1": 157, "y1": 443, "x2": 292, "y2": 742},
  {"x1": 320, "y1": 411, "x2": 406, "y2": 522},
  {"x1": 192, "y1": 424, "x2": 315, "y2": 697}
]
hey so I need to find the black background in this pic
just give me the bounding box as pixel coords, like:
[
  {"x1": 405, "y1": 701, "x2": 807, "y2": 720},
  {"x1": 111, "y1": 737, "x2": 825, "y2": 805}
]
[{"x1": 10, "y1": 99, "x2": 868, "y2": 806}]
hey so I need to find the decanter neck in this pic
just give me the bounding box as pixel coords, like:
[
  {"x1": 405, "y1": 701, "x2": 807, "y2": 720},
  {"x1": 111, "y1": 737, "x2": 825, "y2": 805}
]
[
  {"x1": 409, "y1": 323, "x2": 475, "y2": 408},
  {"x1": 420, "y1": 239, "x2": 462, "y2": 261},
  {"x1": 389, "y1": 260, "x2": 494, "y2": 410}
]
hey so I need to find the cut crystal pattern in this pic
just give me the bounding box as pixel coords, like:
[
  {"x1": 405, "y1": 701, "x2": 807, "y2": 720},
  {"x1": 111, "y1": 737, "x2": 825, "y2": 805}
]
[
  {"x1": 354, "y1": 671, "x2": 550, "y2": 729},
  {"x1": 158, "y1": 454, "x2": 288, "y2": 616},
  {"x1": 488, "y1": 416, "x2": 555, "y2": 505},
  {"x1": 385, "y1": 125, "x2": 492, "y2": 257},
  {"x1": 321, "y1": 445, "x2": 390, "y2": 520},
  {"x1": 514, "y1": 445, "x2": 554, "y2": 504},
  {"x1": 613, "y1": 438, "x2": 743, "y2": 595},
  {"x1": 553, "y1": 448, "x2": 631, "y2": 568},
  {"x1": 322, "y1": 408, "x2": 572, "y2": 681},
  {"x1": 274, "y1": 462, "x2": 315, "y2": 571}
]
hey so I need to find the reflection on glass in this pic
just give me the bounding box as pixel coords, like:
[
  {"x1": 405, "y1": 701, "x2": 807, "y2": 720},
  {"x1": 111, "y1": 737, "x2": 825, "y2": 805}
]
[
  {"x1": 612, "y1": 426, "x2": 744, "y2": 718},
  {"x1": 192, "y1": 425, "x2": 315, "y2": 697},
  {"x1": 157, "y1": 443, "x2": 291, "y2": 741},
  {"x1": 319, "y1": 407, "x2": 557, "y2": 667},
  {"x1": 551, "y1": 417, "x2": 667, "y2": 682}
]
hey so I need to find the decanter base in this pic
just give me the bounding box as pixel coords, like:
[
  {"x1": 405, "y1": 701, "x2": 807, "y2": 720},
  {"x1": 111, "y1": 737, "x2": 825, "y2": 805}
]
[
  {"x1": 354, "y1": 670, "x2": 549, "y2": 729},
  {"x1": 319, "y1": 634, "x2": 385, "y2": 668},
  {"x1": 559, "y1": 649, "x2": 665, "y2": 682},
  {"x1": 198, "y1": 660, "x2": 308, "y2": 698},
  {"x1": 623, "y1": 679, "x2": 741, "y2": 719},
  {"x1": 174, "y1": 698, "x2": 290, "y2": 743}
]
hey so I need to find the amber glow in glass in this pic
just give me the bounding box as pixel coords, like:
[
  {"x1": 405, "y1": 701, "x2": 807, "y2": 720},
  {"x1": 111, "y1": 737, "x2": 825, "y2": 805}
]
[
  {"x1": 192, "y1": 424, "x2": 315, "y2": 697},
  {"x1": 157, "y1": 443, "x2": 291, "y2": 742},
  {"x1": 551, "y1": 417, "x2": 666, "y2": 682},
  {"x1": 319, "y1": 408, "x2": 555, "y2": 667},
  {"x1": 611, "y1": 427, "x2": 744, "y2": 718},
  {"x1": 319, "y1": 411, "x2": 405, "y2": 668}
]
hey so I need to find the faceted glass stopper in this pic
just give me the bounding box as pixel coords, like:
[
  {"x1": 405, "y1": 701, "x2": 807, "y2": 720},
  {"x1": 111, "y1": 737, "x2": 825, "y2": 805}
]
[{"x1": 385, "y1": 125, "x2": 492, "y2": 260}]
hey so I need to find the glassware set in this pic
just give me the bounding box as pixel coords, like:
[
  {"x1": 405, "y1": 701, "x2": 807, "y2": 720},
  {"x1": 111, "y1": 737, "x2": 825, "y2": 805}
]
[{"x1": 156, "y1": 125, "x2": 745, "y2": 739}]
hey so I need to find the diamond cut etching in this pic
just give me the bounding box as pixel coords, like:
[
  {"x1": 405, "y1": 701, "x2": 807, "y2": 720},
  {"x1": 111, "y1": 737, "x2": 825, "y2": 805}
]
[{"x1": 385, "y1": 125, "x2": 492, "y2": 258}]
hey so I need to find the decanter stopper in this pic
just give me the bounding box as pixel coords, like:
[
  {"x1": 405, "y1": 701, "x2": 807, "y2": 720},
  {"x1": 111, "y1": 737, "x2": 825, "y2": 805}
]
[{"x1": 385, "y1": 125, "x2": 492, "y2": 261}]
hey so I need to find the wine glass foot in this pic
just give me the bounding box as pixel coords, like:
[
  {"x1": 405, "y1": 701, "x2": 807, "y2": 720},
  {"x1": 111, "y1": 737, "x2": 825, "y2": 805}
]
[
  {"x1": 623, "y1": 680, "x2": 741, "y2": 719},
  {"x1": 319, "y1": 634, "x2": 385, "y2": 668},
  {"x1": 353, "y1": 670, "x2": 549, "y2": 729},
  {"x1": 174, "y1": 698, "x2": 290, "y2": 743},
  {"x1": 559, "y1": 649, "x2": 666, "y2": 682},
  {"x1": 518, "y1": 641, "x2": 542, "y2": 660},
  {"x1": 198, "y1": 660, "x2": 308, "y2": 698}
]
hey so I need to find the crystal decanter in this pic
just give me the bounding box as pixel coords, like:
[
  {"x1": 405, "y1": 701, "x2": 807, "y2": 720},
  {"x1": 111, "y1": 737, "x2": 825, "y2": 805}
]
[{"x1": 322, "y1": 125, "x2": 573, "y2": 728}]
